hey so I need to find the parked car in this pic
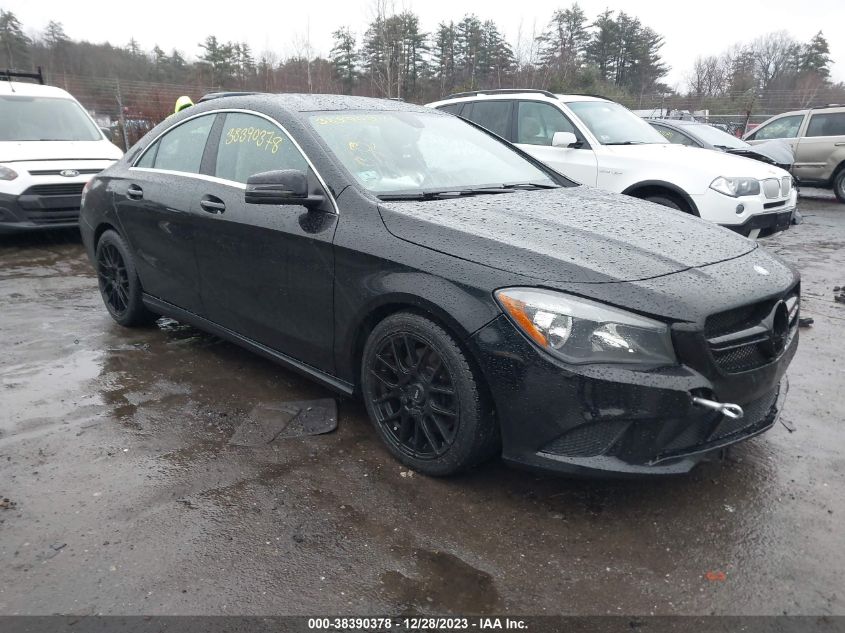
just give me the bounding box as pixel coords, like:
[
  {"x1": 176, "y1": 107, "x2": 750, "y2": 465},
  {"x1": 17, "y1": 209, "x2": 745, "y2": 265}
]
[
  {"x1": 427, "y1": 90, "x2": 797, "y2": 239},
  {"x1": 648, "y1": 118, "x2": 795, "y2": 171},
  {"x1": 81, "y1": 94, "x2": 799, "y2": 478},
  {"x1": 0, "y1": 69, "x2": 123, "y2": 233},
  {"x1": 744, "y1": 104, "x2": 845, "y2": 202}
]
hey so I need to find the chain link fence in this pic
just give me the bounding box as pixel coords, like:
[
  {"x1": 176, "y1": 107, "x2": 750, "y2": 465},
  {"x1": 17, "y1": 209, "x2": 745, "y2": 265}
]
[
  {"x1": 47, "y1": 72, "x2": 844, "y2": 149},
  {"x1": 45, "y1": 73, "x2": 215, "y2": 150}
]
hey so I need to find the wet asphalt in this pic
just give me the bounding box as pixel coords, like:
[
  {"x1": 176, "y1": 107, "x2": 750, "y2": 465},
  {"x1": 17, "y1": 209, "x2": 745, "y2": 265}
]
[{"x1": 0, "y1": 194, "x2": 843, "y2": 616}]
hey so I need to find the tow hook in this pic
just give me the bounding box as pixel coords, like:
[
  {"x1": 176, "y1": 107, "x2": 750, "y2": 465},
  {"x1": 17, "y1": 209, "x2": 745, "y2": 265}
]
[{"x1": 692, "y1": 396, "x2": 744, "y2": 420}]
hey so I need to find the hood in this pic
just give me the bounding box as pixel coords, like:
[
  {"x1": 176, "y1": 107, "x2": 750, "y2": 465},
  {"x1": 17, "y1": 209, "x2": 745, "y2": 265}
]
[
  {"x1": 378, "y1": 186, "x2": 757, "y2": 284},
  {"x1": 0, "y1": 139, "x2": 123, "y2": 163},
  {"x1": 725, "y1": 139, "x2": 794, "y2": 168},
  {"x1": 606, "y1": 143, "x2": 790, "y2": 179}
]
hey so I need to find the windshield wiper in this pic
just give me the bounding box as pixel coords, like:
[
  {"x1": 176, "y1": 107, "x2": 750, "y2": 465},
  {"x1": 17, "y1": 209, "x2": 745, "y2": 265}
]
[
  {"x1": 377, "y1": 188, "x2": 517, "y2": 201},
  {"x1": 604, "y1": 141, "x2": 646, "y2": 146},
  {"x1": 501, "y1": 182, "x2": 559, "y2": 190}
]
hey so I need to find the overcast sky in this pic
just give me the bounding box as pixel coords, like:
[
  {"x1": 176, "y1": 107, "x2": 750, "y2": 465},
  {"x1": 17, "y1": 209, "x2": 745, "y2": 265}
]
[{"x1": 6, "y1": 0, "x2": 843, "y2": 87}]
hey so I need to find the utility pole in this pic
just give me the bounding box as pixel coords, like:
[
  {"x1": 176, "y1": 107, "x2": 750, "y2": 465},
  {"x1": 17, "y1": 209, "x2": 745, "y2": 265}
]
[{"x1": 115, "y1": 80, "x2": 130, "y2": 151}]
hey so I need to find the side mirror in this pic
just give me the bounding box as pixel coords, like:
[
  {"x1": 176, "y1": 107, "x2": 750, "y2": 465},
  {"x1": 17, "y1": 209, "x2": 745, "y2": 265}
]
[
  {"x1": 245, "y1": 169, "x2": 323, "y2": 208},
  {"x1": 552, "y1": 131, "x2": 578, "y2": 148}
]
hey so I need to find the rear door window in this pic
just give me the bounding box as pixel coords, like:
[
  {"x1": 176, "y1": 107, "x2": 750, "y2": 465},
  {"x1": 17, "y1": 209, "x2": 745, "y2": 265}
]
[
  {"x1": 805, "y1": 112, "x2": 845, "y2": 137},
  {"x1": 213, "y1": 112, "x2": 308, "y2": 184},
  {"x1": 462, "y1": 100, "x2": 513, "y2": 139},
  {"x1": 138, "y1": 114, "x2": 216, "y2": 174}
]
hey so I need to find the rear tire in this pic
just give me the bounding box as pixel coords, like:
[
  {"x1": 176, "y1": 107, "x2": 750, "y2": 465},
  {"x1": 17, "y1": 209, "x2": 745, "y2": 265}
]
[
  {"x1": 360, "y1": 312, "x2": 499, "y2": 476},
  {"x1": 834, "y1": 168, "x2": 845, "y2": 203},
  {"x1": 95, "y1": 230, "x2": 156, "y2": 327}
]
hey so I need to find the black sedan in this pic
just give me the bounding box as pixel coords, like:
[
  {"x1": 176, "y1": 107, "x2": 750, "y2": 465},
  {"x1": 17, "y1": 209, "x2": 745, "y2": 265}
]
[{"x1": 80, "y1": 94, "x2": 799, "y2": 477}]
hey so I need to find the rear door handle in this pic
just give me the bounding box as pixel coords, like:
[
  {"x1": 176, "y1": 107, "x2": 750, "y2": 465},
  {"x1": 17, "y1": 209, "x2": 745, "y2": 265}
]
[
  {"x1": 200, "y1": 195, "x2": 226, "y2": 214},
  {"x1": 127, "y1": 184, "x2": 143, "y2": 200}
]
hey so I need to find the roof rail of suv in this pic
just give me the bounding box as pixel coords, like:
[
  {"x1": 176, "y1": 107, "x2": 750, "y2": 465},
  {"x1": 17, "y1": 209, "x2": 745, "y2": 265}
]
[
  {"x1": 198, "y1": 91, "x2": 261, "y2": 103},
  {"x1": 566, "y1": 92, "x2": 611, "y2": 100},
  {"x1": 1, "y1": 67, "x2": 44, "y2": 85},
  {"x1": 444, "y1": 88, "x2": 559, "y2": 100},
  {"x1": 810, "y1": 103, "x2": 844, "y2": 109}
]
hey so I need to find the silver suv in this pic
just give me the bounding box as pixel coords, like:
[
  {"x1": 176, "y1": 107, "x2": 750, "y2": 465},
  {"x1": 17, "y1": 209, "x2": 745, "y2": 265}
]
[{"x1": 745, "y1": 105, "x2": 845, "y2": 202}]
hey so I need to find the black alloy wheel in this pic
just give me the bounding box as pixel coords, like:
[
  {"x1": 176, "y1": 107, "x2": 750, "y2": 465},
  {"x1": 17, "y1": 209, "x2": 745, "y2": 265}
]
[
  {"x1": 361, "y1": 312, "x2": 499, "y2": 476},
  {"x1": 369, "y1": 331, "x2": 459, "y2": 459},
  {"x1": 95, "y1": 230, "x2": 156, "y2": 327},
  {"x1": 97, "y1": 242, "x2": 130, "y2": 316}
]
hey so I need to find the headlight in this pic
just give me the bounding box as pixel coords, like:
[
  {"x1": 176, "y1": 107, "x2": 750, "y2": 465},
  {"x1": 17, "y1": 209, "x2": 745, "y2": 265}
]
[
  {"x1": 494, "y1": 287, "x2": 676, "y2": 366},
  {"x1": 0, "y1": 166, "x2": 19, "y2": 181},
  {"x1": 710, "y1": 176, "x2": 760, "y2": 197}
]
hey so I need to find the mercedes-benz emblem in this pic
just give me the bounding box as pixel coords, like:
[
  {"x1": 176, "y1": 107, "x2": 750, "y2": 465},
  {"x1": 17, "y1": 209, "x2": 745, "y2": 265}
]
[{"x1": 59, "y1": 169, "x2": 80, "y2": 178}]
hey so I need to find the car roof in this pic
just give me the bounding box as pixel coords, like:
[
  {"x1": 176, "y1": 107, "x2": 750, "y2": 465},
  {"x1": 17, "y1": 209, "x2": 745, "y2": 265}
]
[
  {"x1": 427, "y1": 91, "x2": 610, "y2": 109},
  {"x1": 198, "y1": 92, "x2": 434, "y2": 115},
  {"x1": 0, "y1": 80, "x2": 75, "y2": 99},
  {"x1": 555, "y1": 94, "x2": 609, "y2": 103}
]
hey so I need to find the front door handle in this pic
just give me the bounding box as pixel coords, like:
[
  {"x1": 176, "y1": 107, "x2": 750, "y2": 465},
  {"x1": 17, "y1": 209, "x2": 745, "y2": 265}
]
[
  {"x1": 127, "y1": 184, "x2": 143, "y2": 200},
  {"x1": 200, "y1": 195, "x2": 226, "y2": 214}
]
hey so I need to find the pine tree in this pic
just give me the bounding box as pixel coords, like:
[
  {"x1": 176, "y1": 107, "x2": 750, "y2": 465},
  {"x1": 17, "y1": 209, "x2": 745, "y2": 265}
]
[
  {"x1": 585, "y1": 9, "x2": 617, "y2": 82},
  {"x1": 431, "y1": 21, "x2": 458, "y2": 95},
  {"x1": 0, "y1": 10, "x2": 32, "y2": 68},
  {"x1": 536, "y1": 3, "x2": 588, "y2": 86},
  {"x1": 330, "y1": 27, "x2": 359, "y2": 93},
  {"x1": 800, "y1": 31, "x2": 831, "y2": 78}
]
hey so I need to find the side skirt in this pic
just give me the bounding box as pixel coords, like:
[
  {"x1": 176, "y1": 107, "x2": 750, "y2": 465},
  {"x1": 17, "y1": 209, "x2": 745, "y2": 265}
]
[{"x1": 142, "y1": 294, "x2": 355, "y2": 396}]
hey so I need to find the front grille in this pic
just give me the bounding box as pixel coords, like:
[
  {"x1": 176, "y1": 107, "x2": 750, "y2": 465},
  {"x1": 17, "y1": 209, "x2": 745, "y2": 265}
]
[
  {"x1": 24, "y1": 183, "x2": 86, "y2": 196},
  {"x1": 705, "y1": 302, "x2": 769, "y2": 339},
  {"x1": 705, "y1": 286, "x2": 799, "y2": 374},
  {"x1": 543, "y1": 420, "x2": 631, "y2": 457},
  {"x1": 28, "y1": 168, "x2": 101, "y2": 176},
  {"x1": 711, "y1": 344, "x2": 770, "y2": 373},
  {"x1": 762, "y1": 178, "x2": 780, "y2": 199},
  {"x1": 710, "y1": 387, "x2": 778, "y2": 441}
]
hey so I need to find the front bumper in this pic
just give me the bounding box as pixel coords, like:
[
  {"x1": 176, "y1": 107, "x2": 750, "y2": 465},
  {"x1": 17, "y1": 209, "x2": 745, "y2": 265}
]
[
  {"x1": 0, "y1": 190, "x2": 82, "y2": 233},
  {"x1": 471, "y1": 312, "x2": 797, "y2": 477},
  {"x1": 693, "y1": 186, "x2": 798, "y2": 237},
  {"x1": 725, "y1": 208, "x2": 795, "y2": 239}
]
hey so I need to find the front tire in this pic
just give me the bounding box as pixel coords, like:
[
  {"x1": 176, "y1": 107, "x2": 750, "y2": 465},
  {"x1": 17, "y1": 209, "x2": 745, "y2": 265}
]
[
  {"x1": 360, "y1": 312, "x2": 499, "y2": 476},
  {"x1": 95, "y1": 230, "x2": 156, "y2": 327},
  {"x1": 644, "y1": 194, "x2": 685, "y2": 212}
]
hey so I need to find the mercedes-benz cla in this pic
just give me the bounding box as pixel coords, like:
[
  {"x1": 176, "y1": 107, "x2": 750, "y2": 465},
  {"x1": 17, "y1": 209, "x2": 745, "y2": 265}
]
[{"x1": 80, "y1": 94, "x2": 799, "y2": 477}]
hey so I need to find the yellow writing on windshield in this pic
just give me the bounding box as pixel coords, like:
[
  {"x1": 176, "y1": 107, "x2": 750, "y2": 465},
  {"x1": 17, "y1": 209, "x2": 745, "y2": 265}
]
[{"x1": 225, "y1": 126, "x2": 284, "y2": 153}]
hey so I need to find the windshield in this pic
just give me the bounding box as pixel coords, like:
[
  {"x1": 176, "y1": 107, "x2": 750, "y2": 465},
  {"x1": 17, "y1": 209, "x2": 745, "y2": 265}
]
[
  {"x1": 0, "y1": 96, "x2": 102, "y2": 142},
  {"x1": 308, "y1": 111, "x2": 558, "y2": 195},
  {"x1": 686, "y1": 123, "x2": 748, "y2": 149},
  {"x1": 567, "y1": 101, "x2": 667, "y2": 145}
]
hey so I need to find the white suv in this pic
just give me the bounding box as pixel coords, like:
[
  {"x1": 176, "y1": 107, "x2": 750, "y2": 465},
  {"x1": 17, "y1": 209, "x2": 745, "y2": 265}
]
[
  {"x1": 1, "y1": 70, "x2": 123, "y2": 233},
  {"x1": 427, "y1": 90, "x2": 798, "y2": 238}
]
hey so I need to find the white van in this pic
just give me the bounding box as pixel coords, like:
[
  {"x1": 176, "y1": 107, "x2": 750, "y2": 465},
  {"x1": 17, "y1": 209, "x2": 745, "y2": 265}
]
[{"x1": 1, "y1": 69, "x2": 123, "y2": 233}]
